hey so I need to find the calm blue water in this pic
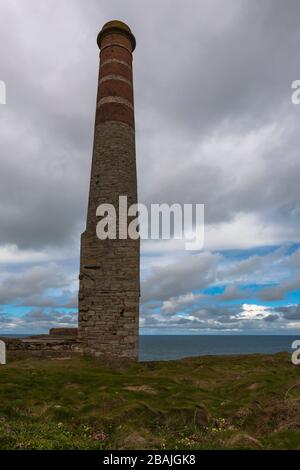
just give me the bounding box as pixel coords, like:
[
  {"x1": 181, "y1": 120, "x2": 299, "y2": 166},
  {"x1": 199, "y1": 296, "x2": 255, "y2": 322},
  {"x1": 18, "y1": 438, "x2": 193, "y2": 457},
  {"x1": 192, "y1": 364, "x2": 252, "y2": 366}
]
[
  {"x1": 139, "y1": 335, "x2": 298, "y2": 361},
  {"x1": 1, "y1": 334, "x2": 298, "y2": 362}
]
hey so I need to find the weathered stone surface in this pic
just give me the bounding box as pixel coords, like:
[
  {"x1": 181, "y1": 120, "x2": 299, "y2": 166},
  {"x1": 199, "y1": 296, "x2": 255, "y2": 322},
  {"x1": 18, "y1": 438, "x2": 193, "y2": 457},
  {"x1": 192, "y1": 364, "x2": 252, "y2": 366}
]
[
  {"x1": 49, "y1": 328, "x2": 78, "y2": 337},
  {"x1": 0, "y1": 336, "x2": 82, "y2": 359},
  {"x1": 78, "y1": 21, "x2": 140, "y2": 360}
]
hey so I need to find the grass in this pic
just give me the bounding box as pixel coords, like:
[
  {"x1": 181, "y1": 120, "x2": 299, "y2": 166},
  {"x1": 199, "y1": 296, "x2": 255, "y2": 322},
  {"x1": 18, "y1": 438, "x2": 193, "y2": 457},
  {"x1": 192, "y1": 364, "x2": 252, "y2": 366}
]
[{"x1": 0, "y1": 353, "x2": 300, "y2": 449}]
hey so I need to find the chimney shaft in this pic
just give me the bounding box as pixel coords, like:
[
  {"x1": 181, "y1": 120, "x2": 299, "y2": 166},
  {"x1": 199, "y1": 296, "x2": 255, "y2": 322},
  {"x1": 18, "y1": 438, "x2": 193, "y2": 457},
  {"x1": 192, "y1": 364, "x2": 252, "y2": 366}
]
[{"x1": 78, "y1": 21, "x2": 140, "y2": 361}]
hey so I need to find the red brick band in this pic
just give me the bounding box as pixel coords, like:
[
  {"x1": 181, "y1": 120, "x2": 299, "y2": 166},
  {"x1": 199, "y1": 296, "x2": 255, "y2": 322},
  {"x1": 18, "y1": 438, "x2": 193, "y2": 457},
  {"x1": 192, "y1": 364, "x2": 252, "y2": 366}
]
[
  {"x1": 99, "y1": 75, "x2": 132, "y2": 87},
  {"x1": 100, "y1": 45, "x2": 132, "y2": 68},
  {"x1": 98, "y1": 79, "x2": 133, "y2": 104},
  {"x1": 97, "y1": 96, "x2": 133, "y2": 110},
  {"x1": 101, "y1": 59, "x2": 132, "y2": 70},
  {"x1": 100, "y1": 43, "x2": 132, "y2": 54},
  {"x1": 100, "y1": 61, "x2": 132, "y2": 82},
  {"x1": 95, "y1": 101, "x2": 134, "y2": 128}
]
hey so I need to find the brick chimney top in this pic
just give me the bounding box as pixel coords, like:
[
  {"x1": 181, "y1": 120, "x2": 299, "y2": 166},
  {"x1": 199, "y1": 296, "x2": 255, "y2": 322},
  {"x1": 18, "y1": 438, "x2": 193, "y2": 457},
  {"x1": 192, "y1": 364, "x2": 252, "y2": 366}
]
[{"x1": 97, "y1": 20, "x2": 136, "y2": 51}]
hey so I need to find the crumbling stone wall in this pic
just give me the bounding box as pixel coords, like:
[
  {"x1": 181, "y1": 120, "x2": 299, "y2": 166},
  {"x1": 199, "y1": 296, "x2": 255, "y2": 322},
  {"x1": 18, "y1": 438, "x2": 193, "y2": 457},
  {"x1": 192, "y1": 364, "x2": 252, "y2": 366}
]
[
  {"x1": 0, "y1": 336, "x2": 81, "y2": 359},
  {"x1": 49, "y1": 328, "x2": 78, "y2": 337}
]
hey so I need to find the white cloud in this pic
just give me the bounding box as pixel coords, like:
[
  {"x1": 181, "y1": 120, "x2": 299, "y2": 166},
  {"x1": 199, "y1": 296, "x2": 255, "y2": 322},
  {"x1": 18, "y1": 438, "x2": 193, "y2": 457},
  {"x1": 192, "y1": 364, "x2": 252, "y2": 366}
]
[
  {"x1": 162, "y1": 293, "x2": 205, "y2": 313},
  {"x1": 235, "y1": 304, "x2": 271, "y2": 320}
]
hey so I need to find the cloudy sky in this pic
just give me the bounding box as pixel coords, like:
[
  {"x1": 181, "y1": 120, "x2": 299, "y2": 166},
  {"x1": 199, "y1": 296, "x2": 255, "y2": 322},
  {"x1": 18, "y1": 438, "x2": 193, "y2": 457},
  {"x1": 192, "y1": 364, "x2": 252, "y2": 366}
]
[{"x1": 0, "y1": 0, "x2": 300, "y2": 335}]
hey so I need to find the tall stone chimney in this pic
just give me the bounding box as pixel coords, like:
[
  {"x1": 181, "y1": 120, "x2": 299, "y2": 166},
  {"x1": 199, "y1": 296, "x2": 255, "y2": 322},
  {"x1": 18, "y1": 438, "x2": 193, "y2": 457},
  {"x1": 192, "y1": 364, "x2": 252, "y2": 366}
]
[{"x1": 78, "y1": 21, "x2": 140, "y2": 360}]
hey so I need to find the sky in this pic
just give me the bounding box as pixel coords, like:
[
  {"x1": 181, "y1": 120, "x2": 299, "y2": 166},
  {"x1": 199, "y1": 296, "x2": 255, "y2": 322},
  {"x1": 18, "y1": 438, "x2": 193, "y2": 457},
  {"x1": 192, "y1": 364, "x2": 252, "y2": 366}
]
[{"x1": 0, "y1": 0, "x2": 300, "y2": 335}]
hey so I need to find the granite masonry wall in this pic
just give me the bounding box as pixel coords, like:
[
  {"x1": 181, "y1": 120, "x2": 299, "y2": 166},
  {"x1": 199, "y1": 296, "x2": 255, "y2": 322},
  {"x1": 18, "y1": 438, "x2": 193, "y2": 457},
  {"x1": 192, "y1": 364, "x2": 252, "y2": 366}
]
[{"x1": 77, "y1": 21, "x2": 140, "y2": 360}]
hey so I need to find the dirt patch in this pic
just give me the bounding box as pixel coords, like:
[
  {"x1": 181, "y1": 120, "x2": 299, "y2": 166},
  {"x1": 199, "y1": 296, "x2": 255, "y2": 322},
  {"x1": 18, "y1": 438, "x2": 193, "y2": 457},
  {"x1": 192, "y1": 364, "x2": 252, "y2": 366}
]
[
  {"x1": 247, "y1": 383, "x2": 260, "y2": 391},
  {"x1": 163, "y1": 405, "x2": 209, "y2": 428},
  {"x1": 118, "y1": 430, "x2": 160, "y2": 450},
  {"x1": 124, "y1": 385, "x2": 157, "y2": 395},
  {"x1": 227, "y1": 433, "x2": 263, "y2": 449}
]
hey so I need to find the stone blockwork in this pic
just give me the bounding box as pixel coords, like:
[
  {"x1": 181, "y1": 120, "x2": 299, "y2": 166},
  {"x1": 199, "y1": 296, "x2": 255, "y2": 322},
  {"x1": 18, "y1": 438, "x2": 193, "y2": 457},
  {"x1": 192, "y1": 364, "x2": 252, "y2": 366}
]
[
  {"x1": 2, "y1": 21, "x2": 140, "y2": 363},
  {"x1": 0, "y1": 335, "x2": 81, "y2": 360},
  {"x1": 78, "y1": 21, "x2": 140, "y2": 360},
  {"x1": 49, "y1": 328, "x2": 78, "y2": 337}
]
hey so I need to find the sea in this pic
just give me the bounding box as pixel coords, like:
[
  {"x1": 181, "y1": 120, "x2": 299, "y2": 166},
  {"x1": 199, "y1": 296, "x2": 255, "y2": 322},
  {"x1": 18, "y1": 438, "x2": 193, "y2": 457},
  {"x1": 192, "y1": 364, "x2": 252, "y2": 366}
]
[
  {"x1": 1, "y1": 334, "x2": 298, "y2": 361},
  {"x1": 139, "y1": 335, "x2": 299, "y2": 361}
]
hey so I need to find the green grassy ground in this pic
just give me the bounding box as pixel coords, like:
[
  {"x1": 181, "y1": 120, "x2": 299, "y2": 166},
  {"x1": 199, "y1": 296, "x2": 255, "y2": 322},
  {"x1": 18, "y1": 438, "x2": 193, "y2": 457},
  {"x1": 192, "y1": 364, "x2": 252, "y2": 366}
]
[{"x1": 0, "y1": 353, "x2": 300, "y2": 449}]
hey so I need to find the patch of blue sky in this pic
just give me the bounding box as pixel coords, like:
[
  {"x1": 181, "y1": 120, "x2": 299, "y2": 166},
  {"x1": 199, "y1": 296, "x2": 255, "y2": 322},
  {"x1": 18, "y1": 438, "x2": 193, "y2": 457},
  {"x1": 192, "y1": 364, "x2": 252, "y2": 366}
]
[
  {"x1": 217, "y1": 245, "x2": 280, "y2": 260},
  {"x1": 201, "y1": 286, "x2": 224, "y2": 295},
  {"x1": 0, "y1": 305, "x2": 30, "y2": 317},
  {"x1": 55, "y1": 307, "x2": 77, "y2": 314}
]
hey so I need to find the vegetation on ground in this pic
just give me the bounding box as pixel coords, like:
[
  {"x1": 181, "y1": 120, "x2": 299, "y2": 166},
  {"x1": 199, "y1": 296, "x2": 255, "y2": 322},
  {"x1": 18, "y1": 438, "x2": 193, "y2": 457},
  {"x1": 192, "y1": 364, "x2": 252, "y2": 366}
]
[{"x1": 0, "y1": 353, "x2": 300, "y2": 449}]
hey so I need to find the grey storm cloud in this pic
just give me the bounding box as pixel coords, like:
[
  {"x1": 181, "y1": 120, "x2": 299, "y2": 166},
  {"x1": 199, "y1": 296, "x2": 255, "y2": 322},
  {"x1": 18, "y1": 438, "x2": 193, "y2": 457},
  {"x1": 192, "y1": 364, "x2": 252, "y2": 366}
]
[
  {"x1": 259, "y1": 274, "x2": 300, "y2": 301},
  {"x1": 0, "y1": 313, "x2": 14, "y2": 324},
  {"x1": 141, "y1": 302, "x2": 300, "y2": 332},
  {"x1": 0, "y1": 262, "x2": 76, "y2": 307},
  {"x1": 275, "y1": 305, "x2": 300, "y2": 320},
  {"x1": 22, "y1": 308, "x2": 77, "y2": 324},
  {"x1": 0, "y1": 307, "x2": 77, "y2": 333},
  {"x1": 1, "y1": 0, "x2": 300, "y2": 250},
  {"x1": 142, "y1": 251, "x2": 220, "y2": 301},
  {"x1": 1, "y1": 301, "x2": 296, "y2": 333},
  {"x1": 1, "y1": 0, "x2": 300, "y2": 333},
  {"x1": 142, "y1": 245, "x2": 299, "y2": 305}
]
